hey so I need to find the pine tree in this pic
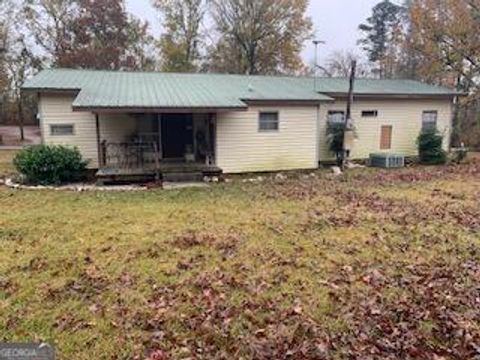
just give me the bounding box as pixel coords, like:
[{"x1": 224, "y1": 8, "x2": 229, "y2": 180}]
[{"x1": 358, "y1": 0, "x2": 405, "y2": 78}]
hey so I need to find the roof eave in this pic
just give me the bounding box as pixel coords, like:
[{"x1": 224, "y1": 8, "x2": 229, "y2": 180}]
[
  {"x1": 242, "y1": 98, "x2": 334, "y2": 105},
  {"x1": 324, "y1": 92, "x2": 462, "y2": 99},
  {"x1": 72, "y1": 105, "x2": 249, "y2": 113},
  {"x1": 21, "y1": 87, "x2": 81, "y2": 94}
]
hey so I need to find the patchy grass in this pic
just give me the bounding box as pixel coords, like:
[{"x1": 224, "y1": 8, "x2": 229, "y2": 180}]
[
  {"x1": 0, "y1": 150, "x2": 18, "y2": 177},
  {"x1": 0, "y1": 159, "x2": 479, "y2": 359}
]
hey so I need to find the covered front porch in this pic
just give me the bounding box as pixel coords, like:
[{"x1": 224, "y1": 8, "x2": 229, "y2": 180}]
[{"x1": 94, "y1": 112, "x2": 222, "y2": 183}]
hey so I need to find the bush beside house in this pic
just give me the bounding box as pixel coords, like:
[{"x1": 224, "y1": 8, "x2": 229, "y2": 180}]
[
  {"x1": 327, "y1": 124, "x2": 345, "y2": 166},
  {"x1": 417, "y1": 130, "x2": 447, "y2": 165},
  {"x1": 13, "y1": 145, "x2": 88, "y2": 185}
]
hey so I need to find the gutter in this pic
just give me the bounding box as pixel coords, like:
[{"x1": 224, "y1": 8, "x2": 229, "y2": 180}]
[
  {"x1": 71, "y1": 105, "x2": 249, "y2": 113},
  {"x1": 323, "y1": 92, "x2": 467, "y2": 99}
]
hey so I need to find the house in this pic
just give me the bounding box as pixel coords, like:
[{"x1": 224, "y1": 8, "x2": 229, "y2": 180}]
[{"x1": 22, "y1": 68, "x2": 460, "y2": 179}]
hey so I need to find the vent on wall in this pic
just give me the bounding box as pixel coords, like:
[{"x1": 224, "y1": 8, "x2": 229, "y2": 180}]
[
  {"x1": 369, "y1": 153, "x2": 405, "y2": 168},
  {"x1": 362, "y1": 110, "x2": 378, "y2": 117}
]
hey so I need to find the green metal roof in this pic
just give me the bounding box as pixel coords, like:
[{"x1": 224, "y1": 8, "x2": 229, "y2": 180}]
[
  {"x1": 22, "y1": 68, "x2": 459, "y2": 110},
  {"x1": 311, "y1": 77, "x2": 460, "y2": 96}
]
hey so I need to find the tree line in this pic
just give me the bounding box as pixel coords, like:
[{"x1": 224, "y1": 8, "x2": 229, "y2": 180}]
[
  {"x1": 356, "y1": 0, "x2": 479, "y2": 148},
  {"x1": 0, "y1": 0, "x2": 478, "y2": 148},
  {"x1": 0, "y1": 0, "x2": 313, "y2": 131}
]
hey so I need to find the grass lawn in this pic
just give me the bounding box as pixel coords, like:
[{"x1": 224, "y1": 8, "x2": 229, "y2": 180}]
[
  {"x1": 0, "y1": 150, "x2": 479, "y2": 359},
  {"x1": 0, "y1": 150, "x2": 18, "y2": 177}
]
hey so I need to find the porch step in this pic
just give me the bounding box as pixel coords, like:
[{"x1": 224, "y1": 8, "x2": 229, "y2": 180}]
[{"x1": 162, "y1": 172, "x2": 204, "y2": 182}]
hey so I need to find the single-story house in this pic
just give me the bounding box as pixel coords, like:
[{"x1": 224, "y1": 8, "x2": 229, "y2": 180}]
[{"x1": 22, "y1": 69, "x2": 461, "y2": 179}]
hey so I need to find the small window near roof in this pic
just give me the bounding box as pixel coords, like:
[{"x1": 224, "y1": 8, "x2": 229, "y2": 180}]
[
  {"x1": 422, "y1": 111, "x2": 438, "y2": 132},
  {"x1": 50, "y1": 124, "x2": 74, "y2": 136},
  {"x1": 327, "y1": 110, "x2": 345, "y2": 126},
  {"x1": 362, "y1": 110, "x2": 378, "y2": 117},
  {"x1": 259, "y1": 112, "x2": 279, "y2": 131}
]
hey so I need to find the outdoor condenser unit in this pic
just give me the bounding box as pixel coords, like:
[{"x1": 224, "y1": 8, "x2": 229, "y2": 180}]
[{"x1": 369, "y1": 153, "x2": 405, "y2": 168}]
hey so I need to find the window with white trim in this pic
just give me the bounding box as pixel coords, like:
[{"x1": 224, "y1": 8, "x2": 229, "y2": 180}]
[
  {"x1": 50, "y1": 124, "x2": 74, "y2": 136},
  {"x1": 259, "y1": 112, "x2": 279, "y2": 131},
  {"x1": 327, "y1": 110, "x2": 345, "y2": 127},
  {"x1": 422, "y1": 111, "x2": 438, "y2": 132}
]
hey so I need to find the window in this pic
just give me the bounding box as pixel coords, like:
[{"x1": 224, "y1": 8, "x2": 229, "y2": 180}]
[
  {"x1": 362, "y1": 110, "x2": 378, "y2": 117},
  {"x1": 380, "y1": 125, "x2": 392, "y2": 150},
  {"x1": 259, "y1": 112, "x2": 279, "y2": 131},
  {"x1": 327, "y1": 111, "x2": 345, "y2": 126},
  {"x1": 50, "y1": 124, "x2": 74, "y2": 136},
  {"x1": 422, "y1": 111, "x2": 438, "y2": 132}
]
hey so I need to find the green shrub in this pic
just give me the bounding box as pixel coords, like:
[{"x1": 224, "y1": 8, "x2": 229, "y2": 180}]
[
  {"x1": 417, "y1": 130, "x2": 447, "y2": 165},
  {"x1": 327, "y1": 124, "x2": 345, "y2": 166},
  {"x1": 13, "y1": 145, "x2": 88, "y2": 185}
]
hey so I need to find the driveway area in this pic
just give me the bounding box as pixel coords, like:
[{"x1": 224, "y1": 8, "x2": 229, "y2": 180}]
[{"x1": 0, "y1": 125, "x2": 41, "y2": 147}]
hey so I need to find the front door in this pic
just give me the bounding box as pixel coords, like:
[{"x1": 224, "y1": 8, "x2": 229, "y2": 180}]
[{"x1": 161, "y1": 114, "x2": 193, "y2": 159}]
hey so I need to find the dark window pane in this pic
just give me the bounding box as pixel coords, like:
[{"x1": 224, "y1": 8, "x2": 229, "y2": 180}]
[
  {"x1": 362, "y1": 110, "x2": 378, "y2": 117},
  {"x1": 422, "y1": 111, "x2": 437, "y2": 132},
  {"x1": 259, "y1": 112, "x2": 279, "y2": 131},
  {"x1": 50, "y1": 124, "x2": 74, "y2": 136}
]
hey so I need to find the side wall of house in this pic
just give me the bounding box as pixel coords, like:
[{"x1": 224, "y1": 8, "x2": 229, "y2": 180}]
[
  {"x1": 318, "y1": 98, "x2": 453, "y2": 161},
  {"x1": 39, "y1": 93, "x2": 453, "y2": 173},
  {"x1": 39, "y1": 93, "x2": 136, "y2": 168},
  {"x1": 216, "y1": 105, "x2": 319, "y2": 173},
  {"x1": 39, "y1": 93, "x2": 98, "y2": 167}
]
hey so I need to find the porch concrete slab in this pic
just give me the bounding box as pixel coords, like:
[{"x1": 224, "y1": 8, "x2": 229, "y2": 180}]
[{"x1": 162, "y1": 182, "x2": 209, "y2": 190}]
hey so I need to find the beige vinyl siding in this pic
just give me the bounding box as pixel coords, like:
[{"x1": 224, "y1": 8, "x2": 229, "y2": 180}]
[
  {"x1": 99, "y1": 114, "x2": 136, "y2": 145},
  {"x1": 39, "y1": 93, "x2": 137, "y2": 168},
  {"x1": 39, "y1": 93, "x2": 98, "y2": 167},
  {"x1": 318, "y1": 99, "x2": 453, "y2": 161},
  {"x1": 216, "y1": 105, "x2": 319, "y2": 173},
  {"x1": 39, "y1": 93, "x2": 453, "y2": 173}
]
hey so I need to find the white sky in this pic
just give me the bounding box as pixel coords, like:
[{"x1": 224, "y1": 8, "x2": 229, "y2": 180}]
[{"x1": 126, "y1": 0, "x2": 382, "y2": 65}]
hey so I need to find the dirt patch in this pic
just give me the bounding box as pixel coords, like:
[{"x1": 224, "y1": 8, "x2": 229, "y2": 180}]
[{"x1": 172, "y1": 231, "x2": 244, "y2": 258}]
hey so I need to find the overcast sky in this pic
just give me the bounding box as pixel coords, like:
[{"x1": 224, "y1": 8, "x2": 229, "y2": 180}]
[{"x1": 126, "y1": 0, "x2": 381, "y2": 65}]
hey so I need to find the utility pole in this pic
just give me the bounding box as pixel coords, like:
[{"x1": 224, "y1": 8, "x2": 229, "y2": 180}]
[
  {"x1": 345, "y1": 60, "x2": 356, "y2": 121},
  {"x1": 312, "y1": 40, "x2": 325, "y2": 91},
  {"x1": 342, "y1": 60, "x2": 357, "y2": 169}
]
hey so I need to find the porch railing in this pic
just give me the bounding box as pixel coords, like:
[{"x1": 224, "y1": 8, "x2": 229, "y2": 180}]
[{"x1": 100, "y1": 141, "x2": 160, "y2": 181}]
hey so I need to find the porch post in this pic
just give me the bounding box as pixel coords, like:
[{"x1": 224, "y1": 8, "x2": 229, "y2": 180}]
[
  {"x1": 157, "y1": 113, "x2": 163, "y2": 159},
  {"x1": 95, "y1": 113, "x2": 103, "y2": 167},
  {"x1": 211, "y1": 113, "x2": 217, "y2": 166}
]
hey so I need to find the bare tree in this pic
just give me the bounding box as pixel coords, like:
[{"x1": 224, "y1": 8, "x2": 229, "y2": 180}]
[
  {"x1": 0, "y1": 0, "x2": 41, "y2": 139},
  {"x1": 22, "y1": 0, "x2": 78, "y2": 64},
  {"x1": 209, "y1": 0, "x2": 313, "y2": 75},
  {"x1": 4, "y1": 33, "x2": 41, "y2": 140},
  {"x1": 325, "y1": 50, "x2": 370, "y2": 78},
  {"x1": 153, "y1": 0, "x2": 206, "y2": 72}
]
